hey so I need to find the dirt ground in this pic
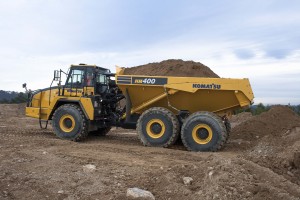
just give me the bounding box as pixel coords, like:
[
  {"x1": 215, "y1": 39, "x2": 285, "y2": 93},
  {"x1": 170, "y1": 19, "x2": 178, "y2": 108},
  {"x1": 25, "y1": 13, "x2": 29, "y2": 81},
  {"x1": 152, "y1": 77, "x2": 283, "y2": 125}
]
[{"x1": 0, "y1": 104, "x2": 300, "y2": 200}]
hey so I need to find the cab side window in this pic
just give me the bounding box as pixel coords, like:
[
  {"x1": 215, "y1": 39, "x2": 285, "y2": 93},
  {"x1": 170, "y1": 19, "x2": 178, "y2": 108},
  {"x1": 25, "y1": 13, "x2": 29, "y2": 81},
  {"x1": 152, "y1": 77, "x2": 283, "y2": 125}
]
[
  {"x1": 96, "y1": 74, "x2": 107, "y2": 84},
  {"x1": 66, "y1": 69, "x2": 84, "y2": 87},
  {"x1": 86, "y1": 69, "x2": 94, "y2": 86},
  {"x1": 95, "y1": 73, "x2": 108, "y2": 94}
]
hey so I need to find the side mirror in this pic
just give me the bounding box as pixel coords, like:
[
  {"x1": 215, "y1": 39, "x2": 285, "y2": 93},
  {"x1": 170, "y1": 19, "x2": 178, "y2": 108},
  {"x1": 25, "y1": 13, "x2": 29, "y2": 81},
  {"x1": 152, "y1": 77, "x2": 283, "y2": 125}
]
[
  {"x1": 54, "y1": 70, "x2": 61, "y2": 81},
  {"x1": 22, "y1": 83, "x2": 28, "y2": 93}
]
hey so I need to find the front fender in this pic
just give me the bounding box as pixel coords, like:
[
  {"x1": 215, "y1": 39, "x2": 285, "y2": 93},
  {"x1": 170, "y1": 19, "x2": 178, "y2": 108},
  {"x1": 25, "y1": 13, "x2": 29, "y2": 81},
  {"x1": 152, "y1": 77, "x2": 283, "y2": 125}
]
[{"x1": 48, "y1": 97, "x2": 94, "y2": 120}]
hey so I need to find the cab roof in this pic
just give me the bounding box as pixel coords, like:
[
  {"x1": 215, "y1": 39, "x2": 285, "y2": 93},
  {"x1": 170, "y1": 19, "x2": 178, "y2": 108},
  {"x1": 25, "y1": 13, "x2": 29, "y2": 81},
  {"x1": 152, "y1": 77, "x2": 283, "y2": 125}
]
[{"x1": 70, "y1": 63, "x2": 109, "y2": 71}]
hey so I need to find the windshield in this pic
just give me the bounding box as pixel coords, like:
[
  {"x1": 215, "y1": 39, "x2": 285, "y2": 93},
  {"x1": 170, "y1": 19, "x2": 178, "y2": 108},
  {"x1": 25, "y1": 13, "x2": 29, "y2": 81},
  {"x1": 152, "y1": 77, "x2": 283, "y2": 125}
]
[{"x1": 66, "y1": 69, "x2": 85, "y2": 87}]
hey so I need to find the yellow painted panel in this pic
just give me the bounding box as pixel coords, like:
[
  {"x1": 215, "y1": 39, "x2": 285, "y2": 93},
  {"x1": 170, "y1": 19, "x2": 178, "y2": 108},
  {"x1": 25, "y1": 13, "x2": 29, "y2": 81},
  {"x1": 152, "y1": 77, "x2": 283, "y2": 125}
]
[
  {"x1": 80, "y1": 98, "x2": 94, "y2": 120},
  {"x1": 25, "y1": 107, "x2": 48, "y2": 120},
  {"x1": 116, "y1": 75, "x2": 254, "y2": 115},
  {"x1": 235, "y1": 91, "x2": 251, "y2": 107},
  {"x1": 29, "y1": 88, "x2": 94, "y2": 120}
]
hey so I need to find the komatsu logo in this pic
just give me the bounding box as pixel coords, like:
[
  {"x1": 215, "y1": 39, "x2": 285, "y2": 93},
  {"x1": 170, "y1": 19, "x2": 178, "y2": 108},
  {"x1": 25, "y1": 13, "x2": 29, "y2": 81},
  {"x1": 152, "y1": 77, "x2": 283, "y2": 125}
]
[{"x1": 192, "y1": 83, "x2": 221, "y2": 89}]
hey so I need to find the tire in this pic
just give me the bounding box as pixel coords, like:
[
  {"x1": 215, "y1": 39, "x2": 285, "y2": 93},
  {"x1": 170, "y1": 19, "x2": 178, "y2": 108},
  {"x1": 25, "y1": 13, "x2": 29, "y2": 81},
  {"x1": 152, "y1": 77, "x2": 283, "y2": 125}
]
[
  {"x1": 90, "y1": 127, "x2": 111, "y2": 136},
  {"x1": 52, "y1": 104, "x2": 89, "y2": 141},
  {"x1": 137, "y1": 107, "x2": 179, "y2": 147},
  {"x1": 181, "y1": 111, "x2": 227, "y2": 152}
]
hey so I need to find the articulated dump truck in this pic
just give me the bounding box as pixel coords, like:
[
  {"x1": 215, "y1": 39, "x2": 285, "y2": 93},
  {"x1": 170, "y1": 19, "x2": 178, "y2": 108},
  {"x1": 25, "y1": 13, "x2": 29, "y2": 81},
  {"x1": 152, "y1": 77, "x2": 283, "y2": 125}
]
[{"x1": 25, "y1": 64, "x2": 254, "y2": 152}]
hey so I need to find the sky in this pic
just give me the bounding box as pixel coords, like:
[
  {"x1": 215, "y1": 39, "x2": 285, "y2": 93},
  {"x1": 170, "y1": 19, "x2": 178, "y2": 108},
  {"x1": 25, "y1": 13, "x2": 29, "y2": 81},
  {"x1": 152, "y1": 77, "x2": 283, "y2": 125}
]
[{"x1": 0, "y1": 0, "x2": 299, "y2": 104}]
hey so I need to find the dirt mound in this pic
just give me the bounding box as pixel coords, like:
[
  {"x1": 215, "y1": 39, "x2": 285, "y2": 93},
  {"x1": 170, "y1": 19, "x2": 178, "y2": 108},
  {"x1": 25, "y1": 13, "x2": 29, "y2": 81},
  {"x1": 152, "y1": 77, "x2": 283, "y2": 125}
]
[
  {"x1": 123, "y1": 59, "x2": 219, "y2": 78},
  {"x1": 229, "y1": 112, "x2": 253, "y2": 129},
  {"x1": 231, "y1": 106, "x2": 300, "y2": 142},
  {"x1": 229, "y1": 106, "x2": 300, "y2": 185},
  {"x1": 230, "y1": 112, "x2": 253, "y2": 124}
]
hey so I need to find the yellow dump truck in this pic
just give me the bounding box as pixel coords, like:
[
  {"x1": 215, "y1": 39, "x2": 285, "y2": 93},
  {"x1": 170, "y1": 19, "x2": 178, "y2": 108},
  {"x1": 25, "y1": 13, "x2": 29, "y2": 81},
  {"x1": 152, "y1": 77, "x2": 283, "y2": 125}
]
[{"x1": 24, "y1": 64, "x2": 254, "y2": 151}]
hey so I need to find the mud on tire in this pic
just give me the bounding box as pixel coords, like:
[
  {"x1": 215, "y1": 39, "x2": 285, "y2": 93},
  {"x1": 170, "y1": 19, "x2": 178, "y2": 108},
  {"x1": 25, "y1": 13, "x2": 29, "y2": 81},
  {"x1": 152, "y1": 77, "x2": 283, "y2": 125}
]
[
  {"x1": 52, "y1": 104, "x2": 89, "y2": 141},
  {"x1": 137, "y1": 107, "x2": 179, "y2": 147},
  {"x1": 224, "y1": 119, "x2": 231, "y2": 142}
]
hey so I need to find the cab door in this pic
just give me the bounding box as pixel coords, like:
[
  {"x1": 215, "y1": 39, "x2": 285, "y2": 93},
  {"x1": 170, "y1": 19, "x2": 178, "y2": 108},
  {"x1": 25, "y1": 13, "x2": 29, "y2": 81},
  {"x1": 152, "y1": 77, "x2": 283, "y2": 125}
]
[
  {"x1": 83, "y1": 68, "x2": 95, "y2": 96},
  {"x1": 64, "y1": 69, "x2": 85, "y2": 97}
]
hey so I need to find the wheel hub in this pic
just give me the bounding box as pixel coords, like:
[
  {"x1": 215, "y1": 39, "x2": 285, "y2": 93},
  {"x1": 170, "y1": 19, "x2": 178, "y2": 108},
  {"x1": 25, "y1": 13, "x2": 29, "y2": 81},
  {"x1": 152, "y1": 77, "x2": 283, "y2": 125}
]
[
  {"x1": 146, "y1": 119, "x2": 166, "y2": 139},
  {"x1": 64, "y1": 118, "x2": 73, "y2": 129},
  {"x1": 192, "y1": 124, "x2": 213, "y2": 144},
  {"x1": 150, "y1": 122, "x2": 162, "y2": 134},
  {"x1": 59, "y1": 114, "x2": 75, "y2": 133},
  {"x1": 196, "y1": 128, "x2": 209, "y2": 139}
]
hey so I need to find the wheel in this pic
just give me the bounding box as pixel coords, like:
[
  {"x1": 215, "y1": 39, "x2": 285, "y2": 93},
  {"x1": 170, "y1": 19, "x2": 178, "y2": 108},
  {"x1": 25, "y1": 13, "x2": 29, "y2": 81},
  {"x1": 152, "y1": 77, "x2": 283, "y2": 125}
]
[
  {"x1": 90, "y1": 127, "x2": 111, "y2": 136},
  {"x1": 52, "y1": 104, "x2": 89, "y2": 141},
  {"x1": 137, "y1": 107, "x2": 179, "y2": 147},
  {"x1": 181, "y1": 112, "x2": 227, "y2": 152}
]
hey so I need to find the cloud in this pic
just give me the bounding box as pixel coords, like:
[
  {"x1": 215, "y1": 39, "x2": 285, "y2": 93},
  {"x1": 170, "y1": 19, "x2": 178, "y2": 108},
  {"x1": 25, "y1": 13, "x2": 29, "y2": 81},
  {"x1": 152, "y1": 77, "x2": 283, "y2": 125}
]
[
  {"x1": 0, "y1": 0, "x2": 300, "y2": 105},
  {"x1": 265, "y1": 49, "x2": 292, "y2": 59},
  {"x1": 234, "y1": 49, "x2": 255, "y2": 59},
  {"x1": 3, "y1": 44, "x2": 299, "y2": 106}
]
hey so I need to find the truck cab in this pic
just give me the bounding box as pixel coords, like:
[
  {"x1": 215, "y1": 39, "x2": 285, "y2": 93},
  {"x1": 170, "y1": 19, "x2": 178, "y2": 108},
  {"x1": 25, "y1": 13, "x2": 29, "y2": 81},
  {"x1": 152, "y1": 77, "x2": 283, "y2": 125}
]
[
  {"x1": 25, "y1": 64, "x2": 124, "y2": 141},
  {"x1": 62, "y1": 64, "x2": 111, "y2": 96}
]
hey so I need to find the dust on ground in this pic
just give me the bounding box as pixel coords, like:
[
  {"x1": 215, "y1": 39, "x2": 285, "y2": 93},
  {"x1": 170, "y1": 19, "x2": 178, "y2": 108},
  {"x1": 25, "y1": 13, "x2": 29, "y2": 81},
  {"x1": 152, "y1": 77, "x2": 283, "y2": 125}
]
[
  {"x1": 0, "y1": 104, "x2": 300, "y2": 200},
  {"x1": 123, "y1": 59, "x2": 219, "y2": 78}
]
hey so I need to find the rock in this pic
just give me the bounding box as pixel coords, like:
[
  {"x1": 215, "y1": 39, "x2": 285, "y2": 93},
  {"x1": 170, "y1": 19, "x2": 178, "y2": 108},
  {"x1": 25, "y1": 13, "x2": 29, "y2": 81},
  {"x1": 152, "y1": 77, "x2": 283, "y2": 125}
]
[
  {"x1": 58, "y1": 190, "x2": 64, "y2": 194},
  {"x1": 287, "y1": 171, "x2": 294, "y2": 177},
  {"x1": 293, "y1": 152, "x2": 300, "y2": 169},
  {"x1": 83, "y1": 164, "x2": 96, "y2": 173},
  {"x1": 213, "y1": 193, "x2": 219, "y2": 199},
  {"x1": 208, "y1": 171, "x2": 214, "y2": 180},
  {"x1": 196, "y1": 190, "x2": 203, "y2": 195},
  {"x1": 3, "y1": 191, "x2": 8, "y2": 197},
  {"x1": 245, "y1": 191, "x2": 252, "y2": 197},
  {"x1": 183, "y1": 177, "x2": 193, "y2": 185},
  {"x1": 183, "y1": 190, "x2": 190, "y2": 195},
  {"x1": 126, "y1": 187, "x2": 155, "y2": 200}
]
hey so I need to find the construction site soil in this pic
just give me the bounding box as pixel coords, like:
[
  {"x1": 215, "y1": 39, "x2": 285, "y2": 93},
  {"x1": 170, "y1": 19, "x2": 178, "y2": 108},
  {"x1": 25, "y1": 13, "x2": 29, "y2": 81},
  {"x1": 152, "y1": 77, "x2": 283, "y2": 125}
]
[
  {"x1": 0, "y1": 104, "x2": 300, "y2": 200},
  {"x1": 123, "y1": 59, "x2": 220, "y2": 78}
]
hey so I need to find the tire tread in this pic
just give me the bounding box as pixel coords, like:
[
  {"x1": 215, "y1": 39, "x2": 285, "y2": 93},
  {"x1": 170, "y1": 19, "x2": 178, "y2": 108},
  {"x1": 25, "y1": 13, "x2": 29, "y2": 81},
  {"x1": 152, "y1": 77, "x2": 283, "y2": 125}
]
[
  {"x1": 137, "y1": 107, "x2": 179, "y2": 147},
  {"x1": 52, "y1": 104, "x2": 89, "y2": 141},
  {"x1": 181, "y1": 111, "x2": 227, "y2": 152}
]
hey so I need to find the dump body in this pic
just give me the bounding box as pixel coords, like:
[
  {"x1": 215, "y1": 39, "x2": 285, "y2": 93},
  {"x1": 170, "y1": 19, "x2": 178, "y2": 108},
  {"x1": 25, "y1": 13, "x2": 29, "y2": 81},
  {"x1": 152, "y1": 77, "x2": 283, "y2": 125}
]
[{"x1": 116, "y1": 75, "x2": 254, "y2": 116}]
